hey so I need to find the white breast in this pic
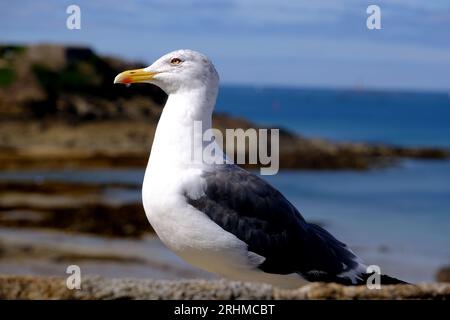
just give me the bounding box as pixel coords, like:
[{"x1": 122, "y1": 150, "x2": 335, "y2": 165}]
[{"x1": 142, "y1": 165, "x2": 261, "y2": 273}]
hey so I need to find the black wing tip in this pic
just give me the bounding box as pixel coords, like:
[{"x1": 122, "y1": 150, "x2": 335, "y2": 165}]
[
  {"x1": 305, "y1": 272, "x2": 411, "y2": 286},
  {"x1": 352, "y1": 273, "x2": 411, "y2": 286}
]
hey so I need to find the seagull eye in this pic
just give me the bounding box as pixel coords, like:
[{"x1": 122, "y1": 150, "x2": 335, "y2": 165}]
[{"x1": 170, "y1": 58, "x2": 182, "y2": 65}]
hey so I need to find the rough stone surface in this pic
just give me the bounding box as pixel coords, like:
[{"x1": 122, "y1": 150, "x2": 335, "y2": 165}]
[{"x1": 0, "y1": 275, "x2": 448, "y2": 300}]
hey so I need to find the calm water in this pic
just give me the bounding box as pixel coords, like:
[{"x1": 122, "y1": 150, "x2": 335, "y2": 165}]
[{"x1": 217, "y1": 86, "x2": 450, "y2": 148}]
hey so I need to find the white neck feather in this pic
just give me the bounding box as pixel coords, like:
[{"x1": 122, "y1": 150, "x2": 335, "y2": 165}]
[{"x1": 147, "y1": 86, "x2": 218, "y2": 170}]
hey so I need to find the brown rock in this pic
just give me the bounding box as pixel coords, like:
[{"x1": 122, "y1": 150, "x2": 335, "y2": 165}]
[
  {"x1": 0, "y1": 275, "x2": 448, "y2": 300},
  {"x1": 436, "y1": 266, "x2": 450, "y2": 283}
]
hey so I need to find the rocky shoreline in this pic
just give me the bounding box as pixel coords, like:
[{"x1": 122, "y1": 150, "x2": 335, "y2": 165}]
[
  {"x1": 0, "y1": 119, "x2": 447, "y2": 172},
  {"x1": 0, "y1": 275, "x2": 448, "y2": 299},
  {"x1": 0, "y1": 179, "x2": 148, "y2": 237}
]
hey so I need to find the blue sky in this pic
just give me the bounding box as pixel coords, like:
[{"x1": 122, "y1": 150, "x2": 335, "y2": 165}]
[{"x1": 1, "y1": 0, "x2": 450, "y2": 91}]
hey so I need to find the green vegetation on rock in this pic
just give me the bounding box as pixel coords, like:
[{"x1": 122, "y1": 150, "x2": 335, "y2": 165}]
[
  {"x1": 0, "y1": 67, "x2": 15, "y2": 87},
  {"x1": 0, "y1": 45, "x2": 26, "y2": 57}
]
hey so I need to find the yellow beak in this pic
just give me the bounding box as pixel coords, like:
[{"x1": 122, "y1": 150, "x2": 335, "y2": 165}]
[{"x1": 114, "y1": 68, "x2": 158, "y2": 84}]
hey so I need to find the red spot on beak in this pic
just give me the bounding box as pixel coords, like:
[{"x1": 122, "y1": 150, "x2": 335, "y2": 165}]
[{"x1": 122, "y1": 77, "x2": 132, "y2": 84}]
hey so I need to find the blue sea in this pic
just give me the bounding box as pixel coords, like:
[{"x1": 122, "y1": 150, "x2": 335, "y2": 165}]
[
  {"x1": 1, "y1": 87, "x2": 449, "y2": 282},
  {"x1": 217, "y1": 86, "x2": 450, "y2": 147}
]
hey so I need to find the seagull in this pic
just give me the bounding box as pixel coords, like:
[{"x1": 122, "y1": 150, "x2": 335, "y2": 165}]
[{"x1": 114, "y1": 49, "x2": 406, "y2": 288}]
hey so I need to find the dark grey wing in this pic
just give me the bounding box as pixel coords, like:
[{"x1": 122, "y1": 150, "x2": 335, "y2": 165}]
[{"x1": 185, "y1": 164, "x2": 361, "y2": 283}]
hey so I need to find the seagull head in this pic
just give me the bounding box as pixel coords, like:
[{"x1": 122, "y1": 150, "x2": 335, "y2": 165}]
[{"x1": 114, "y1": 49, "x2": 219, "y2": 94}]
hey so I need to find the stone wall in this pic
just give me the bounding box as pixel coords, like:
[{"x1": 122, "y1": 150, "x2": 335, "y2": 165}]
[{"x1": 0, "y1": 276, "x2": 448, "y2": 300}]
